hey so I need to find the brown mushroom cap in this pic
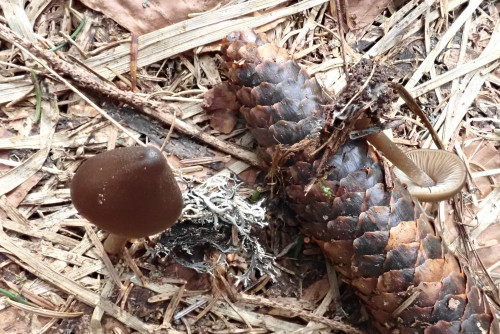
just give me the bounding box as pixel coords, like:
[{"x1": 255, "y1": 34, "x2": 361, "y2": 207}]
[
  {"x1": 70, "y1": 146, "x2": 183, "y2": 238},
  {"x1": 393, "y1": 149, "x2": 466, "y2": 202}
]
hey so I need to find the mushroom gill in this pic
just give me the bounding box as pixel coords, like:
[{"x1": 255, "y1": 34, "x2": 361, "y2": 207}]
[{"x1": 394, "y1": 149, "x2": 466, "y2": 202}]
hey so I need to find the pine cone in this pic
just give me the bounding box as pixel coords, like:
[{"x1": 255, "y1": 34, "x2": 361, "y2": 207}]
[
  {"x1": 208, "y1": 31, "x2": 499, "y2": 333},
  {"x1": 222, "y1": 30, "x2": 328, "y2": 148},
  {"x1": 294, "y1": 140, "x2": 497, "y2": 333}
]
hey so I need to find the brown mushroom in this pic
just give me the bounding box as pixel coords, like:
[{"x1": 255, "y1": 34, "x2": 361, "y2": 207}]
[
  {"x1": 393, "y1": 149, "x2": 466, "y2": 202},
  {"x1": 70, "y1": 146, "x2": 183, "y2": 254}
]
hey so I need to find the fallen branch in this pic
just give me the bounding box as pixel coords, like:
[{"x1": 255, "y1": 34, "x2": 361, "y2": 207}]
[{"x1": 0, "y1": 24, "x2": 260, "y2": 166}]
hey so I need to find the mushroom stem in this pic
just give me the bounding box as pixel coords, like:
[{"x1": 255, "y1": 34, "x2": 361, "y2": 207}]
[
  {"x1": 355, "y1": 118, "x2": 435, "y2": 187},
  {"x1": 103, "y1": 234, "x2": 128, "y2": 254}
]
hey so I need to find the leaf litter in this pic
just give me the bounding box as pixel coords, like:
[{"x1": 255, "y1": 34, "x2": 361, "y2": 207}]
[{"x1": 0, "y1": 0, "x2": 498, "y2": 333}]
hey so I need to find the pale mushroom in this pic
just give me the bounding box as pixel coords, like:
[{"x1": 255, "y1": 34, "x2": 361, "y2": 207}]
[
  {"x1": 393, "y1": 149, "x2": 466, "y2": 202},
  {"x1": 360, "y1": 83, "x2": 466, "y2": 201}
]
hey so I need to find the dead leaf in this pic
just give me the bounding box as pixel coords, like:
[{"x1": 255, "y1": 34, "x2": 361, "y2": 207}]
[
  {"x1": 80, "y1": 0, "x2": 232, "y2": 35},
  {"x1": 203, "y1": 83, "x2": 241, "y2": 134},
  {"x1": 68, "y1": 105, "x2": 100, "y2": 118},
  {"x1": 475, "y1": 199, "x2": 500, "y2": 274},
  {"x1": 0, "y1": 308, "x2": 30, "y2": 333},
  {"x1": 0, "y1": 172, "x2": 43, "y2": 219},
  {"x1": 443, "y1": 138, "x2": 500, "y2": 274},
  {"x1": 209, "y1": 109, "x2": 239, "y2": 134},
  {"x1": 341, "y1": 0, "x2": 392, "y2": 30},
  {"x1": 302, "y1": 275, "x2": 330, "y2": 304},
  {"x1": 159, "y1": 263, "x2": 211, "y2": 291},
  {"x1": 238, "y1": 167, "x2": 259, "y2": 184}
]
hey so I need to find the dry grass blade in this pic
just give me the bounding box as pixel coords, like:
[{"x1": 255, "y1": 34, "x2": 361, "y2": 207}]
[
  {"x1": 0, "y1": 0, "x2": 498, "y2": 332},
  {"x1": 329, "y1": 0, "x2": 468, "y2": 94},
  {"x1": 0, "y1": 86, "x2": 57, "y2": 196},
  {"x1": 36, "y1": 296, "x2": 76, "y2": 334},
  {"x1": 83, "y1": 225, "x2": 125, "y2": 290},
  {"x1": 2, "y1": 277, "x2": 56, "y2": 310},
  {"x1": 365, "y1": 0, "x2": 433, "y2": 58},
  {"x1": 238, "y1": 294, "x2": 362, "y2": 334},
  {"x1": 162, "y1": 284, "x2": 186, "y2": 326},
  {"x1": 0, "y1": 226, "x2": 154, "y2": 332},
  {"x1": 128, "y1": 276, "x2": 304, "y2": 332},
  {"x1": 402, "y1": 0, "x2": 482, "y2": 92},
  {"x1": 0, "y1": 24, "x2": 259, "y2": 165},
  {"x1": 85, "y1": 0, "x2": 329, "y2": 79},
  {"x1": 90, "y1": 279, "x2": 115, "y2": 331},
  {"x1": 0, "y1": 0, "x2": 36, "y2": 43},
  {"x1": 409, "y1": 49, "x2": 500, "y2": 99},
  {"x1": 0, "y1": 25, "x2": 143, "y2": 146},
  {"x1": 0, "y1": 77, "x2": 33, "y2": 104},
  {"x1": 5, "y1": 298, "x2": 84, "y2": 318}
]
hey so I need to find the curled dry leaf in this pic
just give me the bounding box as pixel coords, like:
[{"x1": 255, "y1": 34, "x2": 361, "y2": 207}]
[
  {"x1": 67, "y1": 105, "x2": 100, "y2": 118},
  {"x1": 301, "y1": 276, "x2": 330, "y2": 304},
  {"x1": 80, "y1": 0, "x2": 232, "y2": 34},
  {"x1": 338, "y1": 0, "x2": 392, "y2": 30},
  {"x1": 202, "y1": 82, "x2": 241, "y2": 134}
]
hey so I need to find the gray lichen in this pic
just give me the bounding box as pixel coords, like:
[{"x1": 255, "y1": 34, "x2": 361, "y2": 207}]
[{"x1": 153, "y1": 174, "x2": 277, "y2": 286}]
